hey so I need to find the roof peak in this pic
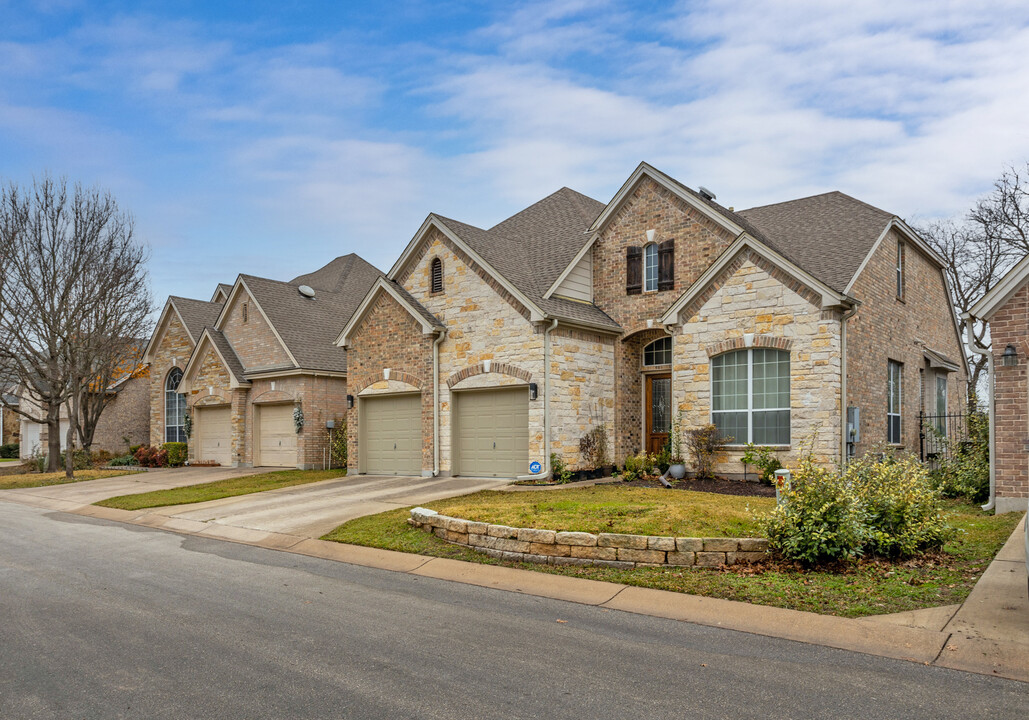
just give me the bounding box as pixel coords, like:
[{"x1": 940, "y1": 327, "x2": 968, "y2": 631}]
[{"x1": 741, "y1": 190, "x2": 894, "y2": 218}]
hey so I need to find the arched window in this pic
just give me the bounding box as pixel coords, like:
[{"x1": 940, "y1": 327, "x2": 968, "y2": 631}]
[
  {"x1": 711, "y1": 348, "x2": 790, "y2": 445},
  {"x1": 165, "y1": 368, "x2": 187, "y2": 443},
  {"x1": 431, "y1": 257, "x2": 443, "y2": 293},
  {"x1": 643, "y1": 243, "x2": 658, "y2": 292},
  {"x1": 643, "y1": 337, "x2": 672, "y2": 366}
]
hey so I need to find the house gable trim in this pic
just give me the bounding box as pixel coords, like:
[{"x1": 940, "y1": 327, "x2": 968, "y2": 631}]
[
  {"x1": 543, "y1": 235, "x2": 596, "y2": 299},
  {"x1": 213, "y1": 277, "x2": 300, "y2": 369},
  {"x1": 336, "y1": 277, "x2": 441, "y2": 347},
  {"x1": 968, "y1": 252, "x2": 1029, "y2": 322},
  {"x1": 143, "y1": 299, "x2": 195, "y2": 365},
  {"x1": 179, "y1": 329, "x2": 251, "y2": 392}
]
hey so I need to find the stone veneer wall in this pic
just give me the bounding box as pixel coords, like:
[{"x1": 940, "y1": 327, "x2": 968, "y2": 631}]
[
  {"x1": 988, "y1": 279, "x2": 1029, "y2": 512},
  {"x1": 549, "y1": 327, "x2": 615, "y2": 470},
  {"x1": 92, "y1": 374, "x2": 151, "y2": 454},
  {"x1": 185, "y1": 347, "x2": 235, "y2": 463},
  {"x1": 673, "y1": 252, "x2": 842, "y2": 471},
  {"x1": 846, "y1": 229, "x2": 967, "y2": 455},
  {"x1": 2, "y1": 406, "x2": 21, "y2": 445},
  {"x1": 409, "y1": 508, "x2": 770, "y2": 568},
  {"x1": 149, "y1": 311, "x2": 195, "y2": 446}
]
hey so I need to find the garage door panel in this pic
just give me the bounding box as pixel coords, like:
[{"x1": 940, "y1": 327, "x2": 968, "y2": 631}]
[
  {"x1": 361, "y1": 394, "x2": 421, "y2": 475},
  {"x1": 455, "y1": 388, "x2": 528, "y2": 478},
  {"x1": 197, "y1": 407, "x2": 232, "y2": 466},
  {"x1": 258, "y1": 404, "x2": 296, "y2": 467}
]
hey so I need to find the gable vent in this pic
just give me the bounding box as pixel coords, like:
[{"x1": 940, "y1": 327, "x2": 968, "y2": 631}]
[{"x1": 698, "y1": 186, "x2": 716, "y2": 201}]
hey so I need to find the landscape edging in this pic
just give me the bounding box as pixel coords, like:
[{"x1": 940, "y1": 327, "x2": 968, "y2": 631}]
[{"x1": 408, "y1": 507, "x2": 769, "y2": 568}]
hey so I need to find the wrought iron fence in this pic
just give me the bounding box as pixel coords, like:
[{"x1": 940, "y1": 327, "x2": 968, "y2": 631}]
[{"x1": 918, "y1": 411, "x2": 982, "y2": 462}]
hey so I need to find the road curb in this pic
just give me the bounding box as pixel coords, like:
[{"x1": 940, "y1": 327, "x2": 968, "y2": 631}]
[{"x1": 8, "y1": 495, "x2": 1027, "y2": 683}]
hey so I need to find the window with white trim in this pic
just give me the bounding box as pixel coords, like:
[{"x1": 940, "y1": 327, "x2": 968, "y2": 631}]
[
  {"x1": 887, "y1": 360, "x2": 902, "y2": 444},
  {"x1": 643, "y1": 337, "x2": 672, "y2": 366},
  {"x1": 935, "y1": 374, "x2": 947, "y2": 433},
  {"x1": 643, "y1": 243, "x2": 658, "y2": 292},
  {"x1": 165, "y1": 368, "x2": 187, "y2": 443},
  {"x1": 711, "y1": 348, "x2": 790, "y2": 445}
]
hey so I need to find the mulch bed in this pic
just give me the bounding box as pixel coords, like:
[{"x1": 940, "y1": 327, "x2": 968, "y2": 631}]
[{"x1": 619, "y1": 476, "x2": 777, "y2": 497}]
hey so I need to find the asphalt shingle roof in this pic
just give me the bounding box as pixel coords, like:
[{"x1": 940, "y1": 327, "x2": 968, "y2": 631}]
[
  {"x1": 205, "y1": 328, "x2": 248, "y2": 384},
  {"x1": 738, "y1": 191, "x2": 896, "y2": 294},
  {"x1": 170, "y1": 296, "x2": 223, "y2": 343}
]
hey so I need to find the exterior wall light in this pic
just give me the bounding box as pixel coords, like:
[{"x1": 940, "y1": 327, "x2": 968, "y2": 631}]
[
  {"x1": 1002, "y1": 345, "x2": 1019, "y2": 367},
  {"x1": 528, "y1": 383, "x2": 538, "y2": 401},
  {"x1": 347, "y1": 394, "x2": 354, "y2": 409}
]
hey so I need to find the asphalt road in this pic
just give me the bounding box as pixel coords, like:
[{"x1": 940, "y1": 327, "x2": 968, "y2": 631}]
[{"x1": 0, "y1": 502, "x2": 1025, "y2": 720}]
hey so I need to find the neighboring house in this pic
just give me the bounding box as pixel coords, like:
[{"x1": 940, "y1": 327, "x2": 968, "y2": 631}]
[
  {"x1": 144, "y1": 255, "x2": 382, "y2": 468},
  {"x1": 2, "y1": 392, "x2": 19, "y2": 446},
  {"x1": 966, "y1": 254, "x2": 1029, "y2": 513},
  {"x1": 337, "y1": 162, "x2": 966, "y2": 479}
]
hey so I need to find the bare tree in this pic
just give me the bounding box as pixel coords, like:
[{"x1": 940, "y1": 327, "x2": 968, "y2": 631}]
[
  {"x1": 919, "y1": 164, "x2": 1029, "y2": 406},
  {"x1": 0, "y1": 175, "x2": 153, "y2": 474}
]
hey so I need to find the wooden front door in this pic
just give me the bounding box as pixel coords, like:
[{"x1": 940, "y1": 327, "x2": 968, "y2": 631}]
[{"x1": 646, "y1": 374, "x2": 671, "y2": 454}]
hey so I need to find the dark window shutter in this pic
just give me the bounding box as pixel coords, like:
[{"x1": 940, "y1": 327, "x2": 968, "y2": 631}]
[
  {"x1": 626, "y1": 246, "x2": 642, "y2": 295},
  {"x1": 658, "y1": 240, "x2": 674, "y2": 291}
]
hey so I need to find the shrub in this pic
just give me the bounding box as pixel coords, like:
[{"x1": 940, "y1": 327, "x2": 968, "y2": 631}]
[
  {"x1": 845, "y1": 449, "x2": 953, "y2": 557},
  {"x1": 90, "y1": 449, "x2": 114, "y2": 467},
  {"x1": 760, "y1": 458, "x2": 866, "y2": 565},
  {"x1": 621, "y1": 451, "x2": 654, "y2": 482},
  {"x1": 741, "y1": 443, "x2": 783, "y2": 485},
  {"x1": 931, "y1": 412, "x2": 989, "y2": 503},
  {"x1": 0, "y1": 443, "x2": 18, "y2": 458},
  {"x1": 549, "y1": 452, "x2": 572, "y2": 483},
  {"x1": 330, "y1": 418, "x2": 347, "y2": 469},
  {"x1": 578, "y1": 426, "x2": 608, "y2": 470},
  {"x1": 57, "y1": 449, "x2": 93, "y2": 471},
  {"x1": 129, "y1": 445, "x2": 143, "y2": 456},
  {"x1": 108, "y1": 454, "x2": 139, "y2": 467},
  {"x1": 133, "y1": 445, "x2": 168, "y2": 468},
  {"x1": 686, "y1": 424, "x2": 731, "y2": 479},
  {"x1": 162, "y1": 442, "x2": 188, "y2": 467}
]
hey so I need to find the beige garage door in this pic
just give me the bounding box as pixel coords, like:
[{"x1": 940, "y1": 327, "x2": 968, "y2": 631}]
[
  {"x1": 257, "y1": 404, "x2": 296, "y2": 468},
  {"x1": 361, "y1": 394, "x2": 422, "y2": 475},
  {"x1": 454, "y1": 387, "x2": 529, "y2": 478},
  {"x1": 196, "y1": 406, "x2": 232, "y2": 466}
]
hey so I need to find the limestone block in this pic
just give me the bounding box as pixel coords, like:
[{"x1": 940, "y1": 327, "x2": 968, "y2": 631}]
[
  {"x1": 735, "y1": 551, "x2": 770, "y2": 563},
  {"x1": 467, "y1": 533, "x2": 490, "y2": 547},
  {"x1": 616, "y1": 548, "x2": 666, "y2": 563},
  {"x1": 695, "y1": 552, "x2": 727, "y2": 567},
  {"x1": 570, "y1": 545, "x2": 617, "y2": 561},
  {"x1": 518, "y1": 553, "x2": 551, "y2": 565},
  {"x1": 445, "y1": 530, "x2": 469, "y2": 544},
  {"x1": 676, "y1": 538, "x2": 703, "y2": 552},
  {"x1": 493, "y1": 538, "x2": 530, "y2": 553},
  {"x1": 466, "y1": 521, "x2": 488, "y2": 535},
  {"x1": 552, "y1": 557, "x2": 594, "y2": 567},
  {"x1": 738, "y1": 538, "x2": 769, "y2": 552},
  {"x1": 444, "y1": 517, "x2": 468, "y2": 533},
  {"x1": 592, "y1": 559, "x2": 634, "y2": 570},
  {"x1": 702, "y1": 538, "x2": 739, "y2": 552},
  {"x1": 530, "y1": 542, "x2": 570, "y2": 557},
  {"x1": 518, "y1": 528, "x2": 557, "y2": 544},
  {"x1": 598, "y1": 533, "x2": 648, "y2": 549},
  {"x1": 428, "y1": 514, "x2": 451, "y2": 529},
  {"x1": 647, "y1": 536, "x2": 676, "y2": 551},
  {"x1": 556, "y1": 531, "x2": 598, "y2": 546},
  {"x1": 666, "y1": 552, "x2": 696, "y2": 566},
  {"x1": 487, "y1": 524, "x2": 519, "y2": 539}
]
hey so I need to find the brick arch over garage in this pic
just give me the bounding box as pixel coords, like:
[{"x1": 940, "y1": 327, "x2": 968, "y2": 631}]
[
  {"x1": 354, "y1": 369, "x2": 423, "y2": 394},
  {"x1": 446, "y1": 362, "x2": 532, "y2": 389}
]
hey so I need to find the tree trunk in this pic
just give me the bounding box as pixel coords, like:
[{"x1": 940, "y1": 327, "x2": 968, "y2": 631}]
[
  {"x1": 46, "y1": 406, "x2": 61, "y2": 473},
  {"x1": 64, "y1": 423, "x2": 74, "y2": 479}
]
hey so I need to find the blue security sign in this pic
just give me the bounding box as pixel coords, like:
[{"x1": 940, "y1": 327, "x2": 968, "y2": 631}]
[{"x1": 529, "y1": 461, "x2": 542, "y2": 474}]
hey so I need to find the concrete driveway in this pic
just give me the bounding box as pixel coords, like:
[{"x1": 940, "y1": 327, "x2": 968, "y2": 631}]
[{"x1": 147, "y1": 473, "x2": 510, "y2": 538}]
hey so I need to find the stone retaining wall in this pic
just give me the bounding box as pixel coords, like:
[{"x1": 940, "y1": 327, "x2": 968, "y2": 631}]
[{"x1": 409, "y1": 507, "x2": 769, "y2": 569}]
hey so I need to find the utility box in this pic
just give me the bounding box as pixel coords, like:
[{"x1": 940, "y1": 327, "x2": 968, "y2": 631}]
[{"x1": 846, "y1": 406, "x2": 860, "y2": 444}]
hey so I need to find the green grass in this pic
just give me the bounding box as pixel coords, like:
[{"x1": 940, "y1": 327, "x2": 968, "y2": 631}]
[
  {"x1": 95, "y1": 468, "x2": 346, "y2": 510},
  {"x1": 322, "y1": 495, "x2": 1023, "y2": 618},
  {"x1": 0, "y1": 468, "x2": 141, "y2": 490},
  {"x1": 0, "y1": 457, "x2": 21, "y2": 463},
  {"x1": 398, "y1": 485, "x2": 774, "y2": 537}
]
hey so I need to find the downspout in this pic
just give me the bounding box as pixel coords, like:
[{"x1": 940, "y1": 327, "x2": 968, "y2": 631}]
[
  {"x1": 839, "y1": 304, "x2": 859, "y2": 465},
  {"x1": 518, "y1": 318, "x2": 559, "y2": 480},
  {"x1": 963, "y1": 314, "x2": 995, "y2": 511},
  {"x1": 432, "y1": 328, "x2": 447, "y2": 477}
]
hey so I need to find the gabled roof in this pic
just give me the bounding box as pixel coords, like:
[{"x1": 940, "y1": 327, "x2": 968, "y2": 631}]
[
  {"x1": 967, "y1": 252, "x2": 1029, "y2": 322},
  {"x1": 212, "y1": 284, "x2": 233, "y2": 303},
  {"x1": 224, "y1": 255, "x2": 384, "y2": 374},
  {"x1": 337, "y1": 276, "x2": 445, "y2": 346},
  {"x1": 143, "y1": 295, "x2": 222, "y2": 364},
  {"x1": 181, "y1": 327, "x2": 250, "y2": 390}
]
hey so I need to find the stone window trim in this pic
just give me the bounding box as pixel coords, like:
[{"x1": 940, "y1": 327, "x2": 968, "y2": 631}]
[
  {"x1": 704, "y1": 335, "x2": 793, "y2": 358},
  {"x1": 430, "y1": 256, "x2": 444, "y2": 295},
  {"x1": 446, "y1": 362, "x2": 532, "y2": 389}
]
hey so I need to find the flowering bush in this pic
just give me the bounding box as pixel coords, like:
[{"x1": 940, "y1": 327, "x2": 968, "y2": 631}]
[
  {"x1": 761, "y1": 457, "x2": 866, "y2": 564},
  {"x1": 133, "y1": 445, "x2": 168, "y2": 468},
  {"x1": 845, "y1": 450, "x2": 954, "y2": 558}
]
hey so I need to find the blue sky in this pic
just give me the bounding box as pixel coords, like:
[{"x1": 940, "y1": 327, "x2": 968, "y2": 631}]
[{"x1": 4, "y1": 0, "x2": 1029, "y2": 308}]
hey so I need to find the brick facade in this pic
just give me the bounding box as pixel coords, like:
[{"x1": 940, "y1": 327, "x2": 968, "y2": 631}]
[
  {"x1": 221, "y1": 288, "x2": 294, "y2": 371},
  {"x1": 846, "y1": 229, "x2": 967, "y2": 456},
  {"x1": 987, "y1": 279, "x2": 1029, "y2": 512},
  {"x1": 149, "y1": 311, "x2": 195, "y2": 447},
  {"x1": 2, "y1": 406, "x2": 20, "y2": 445},
  {"x1": 92, "y1": 374, "x2": 151, "y2": 454}
]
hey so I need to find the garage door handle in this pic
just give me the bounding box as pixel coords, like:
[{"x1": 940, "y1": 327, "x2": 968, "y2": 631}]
[
  {"x1": 493, "y1": 442, "x2": 496, "y2": 450},
  {"x1": 394, "y1": 442, "x2": 397, "y2": 450}
]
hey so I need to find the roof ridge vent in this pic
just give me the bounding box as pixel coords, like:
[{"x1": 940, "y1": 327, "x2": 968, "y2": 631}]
[
  {"x1": 698, "y1": 186, "x2": 716, "y2": 202},
  {"x1": 298, "y1": 285, "x2": 316, "y2": 298}
]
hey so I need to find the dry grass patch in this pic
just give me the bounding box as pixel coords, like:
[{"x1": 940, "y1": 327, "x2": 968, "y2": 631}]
[
  {"x1": 0, "y1": 469, "x2": 141, "y2": 490},
  {"x1": 418, "y1": 485, "x2": 773, "y2": 537}
]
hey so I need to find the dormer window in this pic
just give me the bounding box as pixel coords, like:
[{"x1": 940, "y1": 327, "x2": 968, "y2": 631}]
[{"x1": 431, "y1": 257, "x2": 443, "y2": 294}]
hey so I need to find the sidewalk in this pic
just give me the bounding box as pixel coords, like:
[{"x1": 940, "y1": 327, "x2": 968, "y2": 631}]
[{"x1": 4, "y1": 489, "x2": 1026, "y2": 683}]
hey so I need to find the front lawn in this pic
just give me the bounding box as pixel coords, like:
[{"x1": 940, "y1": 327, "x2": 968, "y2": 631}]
[
  {"x1": 0, "y1": 469, "x2": 141, "y2": 490},
  {"x1": 95, "y1": 468, "x2": 346, "y2": 511},
  {"x1": 323, "y1": 493, "x2": 1022, "y2": 618}
]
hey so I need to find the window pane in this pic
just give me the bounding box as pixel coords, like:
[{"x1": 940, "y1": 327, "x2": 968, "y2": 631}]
[
  {"x1": 643, "y1": 337, "x2": 671, "y2": 366},
  {"x1": 753, "y1": 349, "x2": 789, "y2": 410},
  {"x1": 712, "y1": 411, "x2": 746, "y2": 445},
  {"x1": 651, "y1": 377, "x2": 671, "y2": 432},
  {"x1": 753, "y1": 410, "x2": 790, "y2": 445},
  {"x1": 644, "y1": 244, "x2": 658, "y2": 291},
  {"x1": 712, "y1": 351, "x2": 747, "y2": 412},
  {"x1": 888, "y1": 415, "x2": 901, "y2": 444}
]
